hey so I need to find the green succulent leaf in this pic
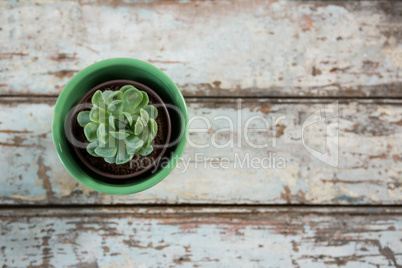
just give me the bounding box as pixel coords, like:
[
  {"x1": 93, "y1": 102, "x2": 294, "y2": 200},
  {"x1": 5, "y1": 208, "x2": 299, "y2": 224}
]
[
  {"x1": 77, "y1": 111, "x2": 91, "y2": 127},
  {"x1": 149, "y1": 118, "x2": 157, "y2": 138},
  {"x1": 102, "y1": 90, "x2": 114, "y2": 104},
  {"x1": 126, "y1": 141, "x2": 144, "y2": 154},
  {"x1": 84, "y1": 122, "x2": 98, "y2": 142},
  {"x1": 104, "y1": 155, "x2": 116, "y2": 164},
  {"x1": 89, "y1": 106, "x2": 107, "y2": 123},
  {"x1": 125, "y1": 135, "x2": 141, "y2": 145},
  {"x1": 108, "y1": 100, "x2": 124, "y2": 116},
  {"x1": 122, "y1": 112, "x2": 133, "y2": 126},
  {"x1": 123, "y1": 87, "x2": 143, "y2": 114},
  {"x1": 109, "y1": 115, "x2": 116, "y2": 130},
  {"x1": 107, "y1": 91, "x2": 123, "y2": 104},
  {"x1": 134, "y1": 117, "x2": 144, "y2": 135},
  {"x1": 140, "y1": 108, "x2": 149, "y2": 126},
  {"x1": 144, "y1": 105, "x2": 158, "y2": 120},
  {"x1": 89, "y1": 107, "x2": 98, "y2": 122},
  {"x1": 139, "y1": 126, "x2": 150, "y2": 141},
  {"x1": 94, "y1": 142, "x2": 117, "y2": 158},
  {"x1": 134, "y1": 91, "x2": 149, "y2": 113},
  {"x1": 124, "y1": 135, "x2": 144, "y2": 154},
  {"x1": 110, "y1": 130, "x2": 130, "y2": 140},
  {"x1": 126, "y1": 147, "x2": 138, "y2": 155},
  {"x1": 92, "y1": 90, "x2": 105, "y2": 108},
  {"x1": 116, "y1": 141, "x2": 132, "y2": 165},
  {"x1": 143, "y1": 135, "x2": 152, "y2": 148},
  {"x1": 97, "y1": 123, "x2": 107, "y2": 144},
  {"x1": 120, "y1": 85, "x2": 135, "y2": 94},
  {"x1": 86, "y1": 141, "x2": 99, "y2": 157},
  {"x1": 138, "y1": 145, "x2": 153, "y2": 156},
  {"x1": 112, "y1": 115, "x2": 128, "y2": 130}
]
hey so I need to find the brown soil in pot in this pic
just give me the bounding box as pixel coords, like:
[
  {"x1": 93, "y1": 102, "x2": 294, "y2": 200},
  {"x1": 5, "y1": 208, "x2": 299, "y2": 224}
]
[{"x1": 72, "y1": 81, "x2": 170, "y2": 178}]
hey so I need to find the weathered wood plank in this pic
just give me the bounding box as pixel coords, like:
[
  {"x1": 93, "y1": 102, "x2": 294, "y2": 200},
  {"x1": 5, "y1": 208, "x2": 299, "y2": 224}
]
[
  {"x1": 1, "y1": 0, "x2": 401, "y2": 97},
  {"x1": 1, "y1": 206, "x2": 402, "y2": 267},
  {"x1": 0, "y1": 98, "x2": 401, "y2": 205}
]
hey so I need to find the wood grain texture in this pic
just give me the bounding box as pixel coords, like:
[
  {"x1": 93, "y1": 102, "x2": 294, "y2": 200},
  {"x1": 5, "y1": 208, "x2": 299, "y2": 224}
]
[
  {"x1": 0, "y1": 98, "x2": 401, "y2": 205},
  {"x1": 1, "y1": 0, "x2": 402, "y2": 97},
  {"x1": 1, "y1": 206, "x2": 402, "y2": 267}
]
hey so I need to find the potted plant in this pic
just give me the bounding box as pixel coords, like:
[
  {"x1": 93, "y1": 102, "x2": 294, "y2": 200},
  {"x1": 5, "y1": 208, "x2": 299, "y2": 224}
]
[{"x1": 52, "y1": 58, "x2": 188, "y2": 194}]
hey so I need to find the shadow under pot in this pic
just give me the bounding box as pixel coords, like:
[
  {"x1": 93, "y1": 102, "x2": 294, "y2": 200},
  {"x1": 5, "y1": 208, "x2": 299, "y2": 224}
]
[{"x1": 70, "y1": 80, "x2": 172, "y2": 180}]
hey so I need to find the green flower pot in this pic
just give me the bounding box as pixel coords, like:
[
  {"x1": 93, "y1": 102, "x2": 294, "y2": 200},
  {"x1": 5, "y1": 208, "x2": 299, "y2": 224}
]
[{"x1": 52, "y1": 58, "x2": 188, "y2": 194}]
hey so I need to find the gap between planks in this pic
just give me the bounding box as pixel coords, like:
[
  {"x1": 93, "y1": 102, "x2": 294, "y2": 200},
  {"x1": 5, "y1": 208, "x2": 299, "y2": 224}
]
[
  {"x1": 1, "y1": 205, "x2": 402, "y2": 217},
  {"x1": 0, "y1": 95, "x2": 402, "y2": 105}
]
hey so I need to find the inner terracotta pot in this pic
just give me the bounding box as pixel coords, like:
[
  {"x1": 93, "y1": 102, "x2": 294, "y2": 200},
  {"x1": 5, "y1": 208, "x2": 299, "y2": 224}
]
[{"x1": 70, "y1": 80, "x2": 172, "y2": 179}]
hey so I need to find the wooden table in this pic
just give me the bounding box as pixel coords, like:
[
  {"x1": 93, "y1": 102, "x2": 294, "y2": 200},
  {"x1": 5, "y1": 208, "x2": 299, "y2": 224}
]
[{"x1": 1, "y1": 0, "x2": 402, "y2": 267}]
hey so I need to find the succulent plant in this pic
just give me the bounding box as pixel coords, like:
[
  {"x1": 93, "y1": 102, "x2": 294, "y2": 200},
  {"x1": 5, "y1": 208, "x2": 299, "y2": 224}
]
[{"x1": 77, "y1": 85, "x2": 158, "y2": 165}]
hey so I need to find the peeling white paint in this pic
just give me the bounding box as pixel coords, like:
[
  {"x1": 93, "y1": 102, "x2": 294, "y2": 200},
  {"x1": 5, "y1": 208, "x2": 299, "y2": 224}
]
[
  {"x1": 1, "y1": 209, "x2": 401, "y2": 267},
  {"x1": 0, "y1": 1, "x2": 401, "y2": 96},
  {"x1": 0, "y1": 100, "x2": 401, "y2": 204}
]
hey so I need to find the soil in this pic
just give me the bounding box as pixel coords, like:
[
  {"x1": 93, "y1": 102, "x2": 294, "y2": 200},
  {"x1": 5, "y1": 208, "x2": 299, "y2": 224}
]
[{"x1": 72, "y1": 83, "x2": 169, "y2": 176}]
